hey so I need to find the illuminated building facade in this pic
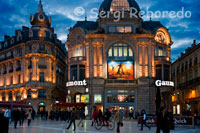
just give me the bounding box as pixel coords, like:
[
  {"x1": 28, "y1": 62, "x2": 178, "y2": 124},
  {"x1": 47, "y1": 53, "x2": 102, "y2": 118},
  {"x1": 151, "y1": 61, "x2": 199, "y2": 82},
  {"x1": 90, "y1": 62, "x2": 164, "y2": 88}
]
[
  {"x1": 0, "y1": 1, "x2": 67, "y2": 112},
  {"x1": 171, "y1": 40, "x2": 200, "y2": 115},
  {"x1": 66, "y1": 0, "x2": 173, "y2": 115}
]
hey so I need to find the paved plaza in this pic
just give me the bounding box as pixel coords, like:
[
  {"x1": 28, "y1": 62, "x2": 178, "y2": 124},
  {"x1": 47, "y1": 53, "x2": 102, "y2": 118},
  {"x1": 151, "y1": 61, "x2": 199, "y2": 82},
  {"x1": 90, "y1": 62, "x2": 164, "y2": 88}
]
[{"x1": 8, "y1": 119, "x2": 200, "y2": 133}]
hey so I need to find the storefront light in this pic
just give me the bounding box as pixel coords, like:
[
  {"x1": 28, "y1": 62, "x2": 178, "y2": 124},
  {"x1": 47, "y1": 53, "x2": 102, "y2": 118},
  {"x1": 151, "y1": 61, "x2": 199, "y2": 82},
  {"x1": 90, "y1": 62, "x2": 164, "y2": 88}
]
[
  {"x1": 85, "y1": 88, "x2": 89, "y2": 93},
  {"x1": 177, "y1": 104, "x2": 180, "y2": 115},
  {"x1": 68, "y1": 90, "x2": 70, "y2": 94}
]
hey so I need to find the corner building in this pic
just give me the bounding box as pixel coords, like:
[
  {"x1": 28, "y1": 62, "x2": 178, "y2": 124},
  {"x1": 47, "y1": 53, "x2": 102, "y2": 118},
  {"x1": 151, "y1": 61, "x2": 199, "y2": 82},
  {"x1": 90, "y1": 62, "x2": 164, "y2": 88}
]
[
  {"x1": 171, "y1": 40, "x2": 200, "y2": 115},
  {"x1": 0, "y1": 1, "x2": 67, "y2": 112},
  {"x1": 66, "y1": 0, "x2": 173, "y2": 115}
]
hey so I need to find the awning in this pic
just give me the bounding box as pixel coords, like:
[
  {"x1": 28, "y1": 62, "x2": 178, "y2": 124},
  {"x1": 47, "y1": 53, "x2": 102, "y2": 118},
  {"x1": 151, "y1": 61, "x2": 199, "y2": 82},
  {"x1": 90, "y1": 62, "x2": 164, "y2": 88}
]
[
  {"x1": 0, "y1": 102, "x2": 33, "y2": 108},
  {"x1": 54, "y1": 102, "x2": 85, "y2": 107}
]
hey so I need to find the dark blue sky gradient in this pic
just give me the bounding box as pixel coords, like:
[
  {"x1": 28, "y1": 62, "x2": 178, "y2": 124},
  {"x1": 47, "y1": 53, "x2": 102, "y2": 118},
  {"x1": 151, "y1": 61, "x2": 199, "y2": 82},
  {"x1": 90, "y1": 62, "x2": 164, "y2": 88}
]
[{"x1": 0, "y1": 0, "x2": 199, "y2": 62}]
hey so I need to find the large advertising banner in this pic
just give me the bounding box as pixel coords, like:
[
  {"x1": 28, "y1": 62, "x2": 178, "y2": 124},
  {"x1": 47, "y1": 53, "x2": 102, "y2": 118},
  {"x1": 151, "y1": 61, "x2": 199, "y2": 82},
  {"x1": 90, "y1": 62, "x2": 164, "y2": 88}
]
[{"x1": 108, "y1": 61, "x2": 134, "y2": 80}]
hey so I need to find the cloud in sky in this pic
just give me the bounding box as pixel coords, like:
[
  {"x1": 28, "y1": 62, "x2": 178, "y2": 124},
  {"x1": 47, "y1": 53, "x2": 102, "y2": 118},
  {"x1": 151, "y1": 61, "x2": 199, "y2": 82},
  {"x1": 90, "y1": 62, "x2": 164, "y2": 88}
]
[{"x1": 0, "y1": 0, "x2": 199, "y2": 62}]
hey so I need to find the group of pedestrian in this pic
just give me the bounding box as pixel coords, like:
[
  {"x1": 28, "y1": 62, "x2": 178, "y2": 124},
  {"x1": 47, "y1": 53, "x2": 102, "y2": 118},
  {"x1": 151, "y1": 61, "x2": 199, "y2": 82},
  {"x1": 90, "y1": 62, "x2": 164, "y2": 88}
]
[
  {"x1": 156, "y1": 107, "x2": 174, "y2": 133},
  {"x1": 3, "y1": 108, "x2": 35, "y2": 129},
  {"x1": 49, "y1": 110, "x2": 71, "y2": 122}
]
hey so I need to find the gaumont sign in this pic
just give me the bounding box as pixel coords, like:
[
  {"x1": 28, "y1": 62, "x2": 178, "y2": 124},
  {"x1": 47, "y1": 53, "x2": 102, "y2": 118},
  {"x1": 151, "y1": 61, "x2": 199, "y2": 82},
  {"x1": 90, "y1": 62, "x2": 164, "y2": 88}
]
[
  {"x1": 66, "y1": 79, "x2": 87, "y2": 87},
  {"x1": 155, "y1": 80, "x2": 174, "y2": 87}
]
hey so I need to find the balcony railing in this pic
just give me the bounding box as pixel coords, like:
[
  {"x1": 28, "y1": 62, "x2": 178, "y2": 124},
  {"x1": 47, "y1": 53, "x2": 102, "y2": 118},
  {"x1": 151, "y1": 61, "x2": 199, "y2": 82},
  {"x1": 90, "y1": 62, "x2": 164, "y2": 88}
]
[
  {"x1": 106, "y1": 79, "x2": 137, "y2": 85},
  {"x1": 177, "y1": 77, "x2": 200, "y2": 89}
]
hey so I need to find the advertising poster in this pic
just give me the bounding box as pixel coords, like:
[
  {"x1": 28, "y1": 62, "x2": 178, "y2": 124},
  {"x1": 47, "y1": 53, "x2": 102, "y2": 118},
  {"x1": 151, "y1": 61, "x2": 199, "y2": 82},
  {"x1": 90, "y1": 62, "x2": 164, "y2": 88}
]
[{"x1": 108, "y1": 61, "x2": 134, "y2": 80}]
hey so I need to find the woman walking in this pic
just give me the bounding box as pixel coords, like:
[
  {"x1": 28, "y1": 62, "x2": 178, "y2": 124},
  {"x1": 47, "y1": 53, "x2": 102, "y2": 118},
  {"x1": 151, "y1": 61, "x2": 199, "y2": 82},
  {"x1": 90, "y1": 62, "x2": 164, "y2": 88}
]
[
  {"x1": 27, "y1": 109, "x2": 32, "y2": 126},
  {"x1": 114, "y1": 109, "x2": 123, "y2": 133}
]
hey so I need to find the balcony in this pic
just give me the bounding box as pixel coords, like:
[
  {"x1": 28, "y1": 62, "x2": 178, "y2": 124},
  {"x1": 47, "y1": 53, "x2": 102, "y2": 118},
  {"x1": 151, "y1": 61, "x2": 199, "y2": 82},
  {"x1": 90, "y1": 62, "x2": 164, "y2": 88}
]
[
  {"x1": 154, "y1": 56, "x2": 168, "y2": 61},
  {"x1": 38, "y1": 65, "x2": 47, "y2": 69},
  {"x1": 70, "y1": 56, "x2": 86, "y2": 63},
  {"x1": 177, "y1": 77, "x2": 200, "y2": 89}
]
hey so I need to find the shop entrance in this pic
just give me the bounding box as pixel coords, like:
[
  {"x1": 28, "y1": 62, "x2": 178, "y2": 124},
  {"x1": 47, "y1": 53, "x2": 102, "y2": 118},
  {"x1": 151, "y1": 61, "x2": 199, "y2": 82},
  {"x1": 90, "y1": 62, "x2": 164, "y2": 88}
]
[
  {"x1": 38, "y1": 102, "x2": 46, "y2": 112},
  {"x1": 109, "y1": 105, "x2": 134, "y2": 118}
]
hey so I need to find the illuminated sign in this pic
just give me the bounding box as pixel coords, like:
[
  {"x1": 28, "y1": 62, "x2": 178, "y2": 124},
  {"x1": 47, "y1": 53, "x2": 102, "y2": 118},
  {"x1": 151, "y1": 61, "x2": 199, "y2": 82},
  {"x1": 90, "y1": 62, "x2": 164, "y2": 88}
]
[
  {"x1": 118, "y1": 95, "x2": 123, "y2": 102},
  {"x1": 66, "y1": 79, "x2": 87, "y2": 87},
  {"x1": 155, "y1": 80, "x2": 174, "y2": 87},
  {"x1": 94, "y1": 94, "x2": 102, "y2": 103},
  {"x1": 108, "y1": 61, "x2": 134, "y2": 80}
]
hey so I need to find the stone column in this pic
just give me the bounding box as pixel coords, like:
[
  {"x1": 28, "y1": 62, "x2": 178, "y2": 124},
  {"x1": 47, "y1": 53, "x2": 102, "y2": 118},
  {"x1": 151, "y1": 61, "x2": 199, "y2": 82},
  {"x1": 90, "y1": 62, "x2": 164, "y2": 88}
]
[
  {"x1": 6, "y1": 63, "x2": 9, "y2": 86},
  {"x1": 32, "y1": 56, "x2": 38, "y2": 81},
  {"x1": 13, "y1": 60, "x2": 17, "y2": 84},
  {"x1": 53, "y1": 61, "x2": 56, "y2": 83},
  {"x1": 46, "y1": 57, "x2": 52, "y2": 82}
]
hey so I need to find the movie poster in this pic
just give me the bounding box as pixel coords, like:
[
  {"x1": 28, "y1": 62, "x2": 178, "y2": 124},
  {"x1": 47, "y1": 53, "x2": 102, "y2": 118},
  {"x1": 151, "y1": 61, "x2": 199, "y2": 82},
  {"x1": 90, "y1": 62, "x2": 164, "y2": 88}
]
[{"x1": 108, "y1": 61, "x2": 134, "y2": 80}]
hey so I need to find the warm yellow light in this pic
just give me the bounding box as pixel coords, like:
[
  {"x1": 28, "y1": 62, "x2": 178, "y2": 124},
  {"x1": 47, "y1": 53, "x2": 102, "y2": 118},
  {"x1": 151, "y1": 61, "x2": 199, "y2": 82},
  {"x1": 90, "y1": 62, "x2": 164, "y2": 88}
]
[
  {"x1": 191, "y1": 90, "x2": 196, "y2": 98},
  {"x1": 172, "y1": 96, "x2": 175, "y2": 102},
  {"x1": 23, "y1": 93, "x2": 27, "y2": 99}
]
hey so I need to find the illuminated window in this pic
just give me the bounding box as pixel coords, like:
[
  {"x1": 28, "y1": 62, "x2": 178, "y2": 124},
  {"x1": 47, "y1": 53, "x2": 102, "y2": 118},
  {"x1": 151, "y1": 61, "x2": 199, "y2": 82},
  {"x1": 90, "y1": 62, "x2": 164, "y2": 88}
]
[
  {"x1": 110, "y1": 0, "x2": 130, "y2": 11},
  {"x1": 108, "y1": 25, "x2": 132, "y2": 33},
  {"x1": 76, "y1": 95, "x2": 80, "y2": 103},
  {"x1": 155, "y1": 46, "x2": 167, "y2": 56},
  {"x1": 107, "y1": 43, "x2": 134, "y2": 58}
]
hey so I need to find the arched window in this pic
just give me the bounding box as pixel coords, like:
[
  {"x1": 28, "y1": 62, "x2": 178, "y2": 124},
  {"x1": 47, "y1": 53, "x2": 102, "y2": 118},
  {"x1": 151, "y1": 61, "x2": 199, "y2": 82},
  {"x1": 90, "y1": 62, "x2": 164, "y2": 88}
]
[
  {"x1": 107, "y1": 43, "x2": 134, "y2": 60},
  {"x1": 107, "y1": 43, "x2": 134, "y2": 80}
]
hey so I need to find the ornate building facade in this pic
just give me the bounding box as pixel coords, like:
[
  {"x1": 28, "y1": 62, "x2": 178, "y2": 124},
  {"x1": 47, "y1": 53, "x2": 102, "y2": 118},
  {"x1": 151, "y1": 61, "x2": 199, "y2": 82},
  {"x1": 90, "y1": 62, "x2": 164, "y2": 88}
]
[
  {"x1": 171, "y1": 40, "x2": 200, "y2": 115},
  {"x1": 0, "y1": 1, "x2": 67, "y2": 112},
  {"x1": 66, "y1": 0, "x2": 173, "y2": 115}
]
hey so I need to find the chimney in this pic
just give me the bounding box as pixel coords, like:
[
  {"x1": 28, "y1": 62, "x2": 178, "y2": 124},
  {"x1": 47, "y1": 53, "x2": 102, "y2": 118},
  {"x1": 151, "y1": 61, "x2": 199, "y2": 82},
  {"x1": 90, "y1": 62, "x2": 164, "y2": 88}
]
[
  {"x1": 4, "y1": 35, "x2": 10, "y2": 40},
  {"x1": 192, "y1": 40, "x2": 196, "y2": 47}
]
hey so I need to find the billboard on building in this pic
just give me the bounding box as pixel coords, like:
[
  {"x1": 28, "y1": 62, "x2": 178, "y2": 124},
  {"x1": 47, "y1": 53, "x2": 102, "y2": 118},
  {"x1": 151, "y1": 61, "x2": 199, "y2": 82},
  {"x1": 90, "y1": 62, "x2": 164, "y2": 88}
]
[{"x1": 108, "y1": 61, "x2": 134, "y2": 80}]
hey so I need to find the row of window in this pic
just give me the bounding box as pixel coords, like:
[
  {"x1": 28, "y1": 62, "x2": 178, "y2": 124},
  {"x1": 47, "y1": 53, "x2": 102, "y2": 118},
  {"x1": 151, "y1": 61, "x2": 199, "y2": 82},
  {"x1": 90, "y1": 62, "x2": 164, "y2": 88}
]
[{"x1": 108, "y1": 26, "x2": 132, "y2": 33}]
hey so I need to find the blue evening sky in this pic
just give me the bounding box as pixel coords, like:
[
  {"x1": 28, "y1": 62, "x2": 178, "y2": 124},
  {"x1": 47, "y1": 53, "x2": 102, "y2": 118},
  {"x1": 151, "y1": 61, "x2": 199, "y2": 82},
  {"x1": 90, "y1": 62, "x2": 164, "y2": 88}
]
[{"x1": 0, "y1": 0, "x2": 199, "y2": 62}]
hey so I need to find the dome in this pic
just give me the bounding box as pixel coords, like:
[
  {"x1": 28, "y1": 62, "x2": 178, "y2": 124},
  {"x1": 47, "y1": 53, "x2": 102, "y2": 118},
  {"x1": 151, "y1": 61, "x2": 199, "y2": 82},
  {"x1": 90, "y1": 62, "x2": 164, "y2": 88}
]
[
  {"x1": 99, "y1": 0, "x2": 141, "y2": 12},
  {"x1": 30, "y1": 0, "x2": 51, "y2": 28}
]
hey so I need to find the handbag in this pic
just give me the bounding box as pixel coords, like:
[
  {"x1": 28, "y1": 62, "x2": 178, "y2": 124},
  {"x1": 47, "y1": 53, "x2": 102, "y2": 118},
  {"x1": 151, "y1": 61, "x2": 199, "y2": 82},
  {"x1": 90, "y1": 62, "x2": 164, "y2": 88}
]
[{"x1": 120, "y1": 122, "x2": 123, "y2": 127}]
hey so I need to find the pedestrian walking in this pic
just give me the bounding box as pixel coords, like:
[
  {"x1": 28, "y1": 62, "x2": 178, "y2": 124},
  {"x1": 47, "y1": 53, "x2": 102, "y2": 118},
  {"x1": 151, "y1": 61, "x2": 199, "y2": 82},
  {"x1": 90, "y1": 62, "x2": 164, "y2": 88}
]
[
  {"x1": 13, "y1": 108, "x2": 20, "y2": 129},
  {"x1": 66, "y1": 108, "x2": 76, "y2": 131},
  {"x1": 114, "y1": 109, "x2": 123, "y2": 133},
  {"x1": 91, "y1": 107, "x2": 98, "y2": 126},
  {"x1": 26, "y1": 109, "x2": 32, "y2": 126},
  {"x1": 78, "y1": 109, "x2": 84, "y2": 127},
  {"x1": 98, "y1": 109, "x2": 103, "y2": 122},
  {"x1": 19, "y1": 108, "x2": 25, "y2": 126},
  {"x1": 140, "y1": 109, "x2": 151, "y2": 131},
  {"x1": 31, "y1": 109, "x2": 36, "y2": 120},
  {"x1": 129, "y1": 108, "x2": 133, "y2": 119},
  {"x1": 4, "y1": 108, "x2": 11, "y2": 125}
]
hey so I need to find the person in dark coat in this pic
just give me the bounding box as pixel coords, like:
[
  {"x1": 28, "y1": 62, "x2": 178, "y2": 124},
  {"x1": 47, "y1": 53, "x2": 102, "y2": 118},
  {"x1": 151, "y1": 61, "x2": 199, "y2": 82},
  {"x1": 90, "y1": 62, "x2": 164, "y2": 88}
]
[
  {"x1": 13, "y1": 108, "x2": 20, "y2": 129},
  {"x1": 66, "y1": 108, "x2": 76, "y2": 131},
  {"x1": 140, "y1": 109, "x2": 151, "y2": 131},
  {"x1": 31, "y1": 109, "x2": 36, "y2": 120},
  {"x1": 156, "y1": 107, "x2": 170, "y2": 133},
  {"x1": 19, "y1": 108, "x2": 25, "y2": 126},
  {"x1": 78, "y1": 109, "x2": 84, "y2": 127},
  {"x1": 98, "y1": 109, "x2": 103, "y2": 121}
]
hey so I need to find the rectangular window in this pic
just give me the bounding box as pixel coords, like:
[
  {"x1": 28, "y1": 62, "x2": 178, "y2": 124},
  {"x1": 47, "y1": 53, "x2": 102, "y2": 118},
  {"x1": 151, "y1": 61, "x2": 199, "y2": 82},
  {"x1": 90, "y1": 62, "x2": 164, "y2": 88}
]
[
  {"x1": 190, "y1": 72, "x2": 193, "y2": 80},
  {"x1": 109, "y1": 26, "x2": 116, "y2": 33},
  {"x1": 39, "y1": 72, "x2": 45, "y2": 82},
  {"x1": 119, "y1": 47, "x2": 122, "y2": 56},
  {"x1": 108, "y1": 48, "x2": 112, "y2": 57},
  {"x1": 158, "y1": 47, "x2": 163, "y2": 56},
  {"x1": 116, "y1": 26, "x2": 124, "y2": 33},
  {"x1": 129, "y1": 48, "x2": 133, "y2": 56},
  {"x1": 124, "y1": 47, "x2": 127, "y2": 56},
  {"x1": 125, "y1": 26, "x2": 132, "y2": 33},
  {"x1": 195, "y1": 70, "x2": 198, "y2": 78},
  {"x1": 18, "y1": 75, "x2": 21, "y2": 84},
  {"x1": 94, "y1": 94, "x2": 102, "y2": 103},
  {"x1": 114, "y1": 47, "x2": 118, "y2": 56},
  {"x1": 76, "y1": 95, "x2": 80, "y2": 103}
]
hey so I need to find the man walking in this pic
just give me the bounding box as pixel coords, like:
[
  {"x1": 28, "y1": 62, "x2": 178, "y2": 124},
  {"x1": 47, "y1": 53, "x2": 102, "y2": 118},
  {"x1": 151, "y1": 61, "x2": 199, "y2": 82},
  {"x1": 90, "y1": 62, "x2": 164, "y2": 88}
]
[
  {"x1": 26, "y1": 109, "x2": 32, "y2": 126},
  {"x1": 13, "y1": 108, "x2": 20, "y2": 129},
  {"x1": 140, "y1": 109, "x2": 151, "y2": 131},
  {"x1": 20, "y1": 108, "x2": 25, "y2": 126},
  {"x1": 66, "y1": 108, "x2": 76, "y2": 131},
  {"x1": 114, "y1": 109, "x2": 123, "y2": 133},
  {"x1": 78, "y1": 109, "x2": 84, "y2": 127}
]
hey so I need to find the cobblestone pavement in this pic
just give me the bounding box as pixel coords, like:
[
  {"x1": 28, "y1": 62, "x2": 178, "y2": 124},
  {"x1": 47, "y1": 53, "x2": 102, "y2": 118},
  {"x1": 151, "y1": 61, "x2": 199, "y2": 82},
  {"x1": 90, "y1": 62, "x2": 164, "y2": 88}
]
[{"x1": 8, "y1": 119, "x2": 200, "y2": 133}]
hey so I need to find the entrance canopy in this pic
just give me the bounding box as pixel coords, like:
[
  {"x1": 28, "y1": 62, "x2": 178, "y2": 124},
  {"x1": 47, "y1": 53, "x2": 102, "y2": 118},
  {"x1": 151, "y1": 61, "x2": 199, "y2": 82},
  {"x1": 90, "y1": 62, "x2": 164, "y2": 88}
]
[
  {"x1": 54, "y1": 102, "x2": 85, "y2": 107},
  {"x1": 0, "y1": 102, "x2": 33, "y2": 108}
]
